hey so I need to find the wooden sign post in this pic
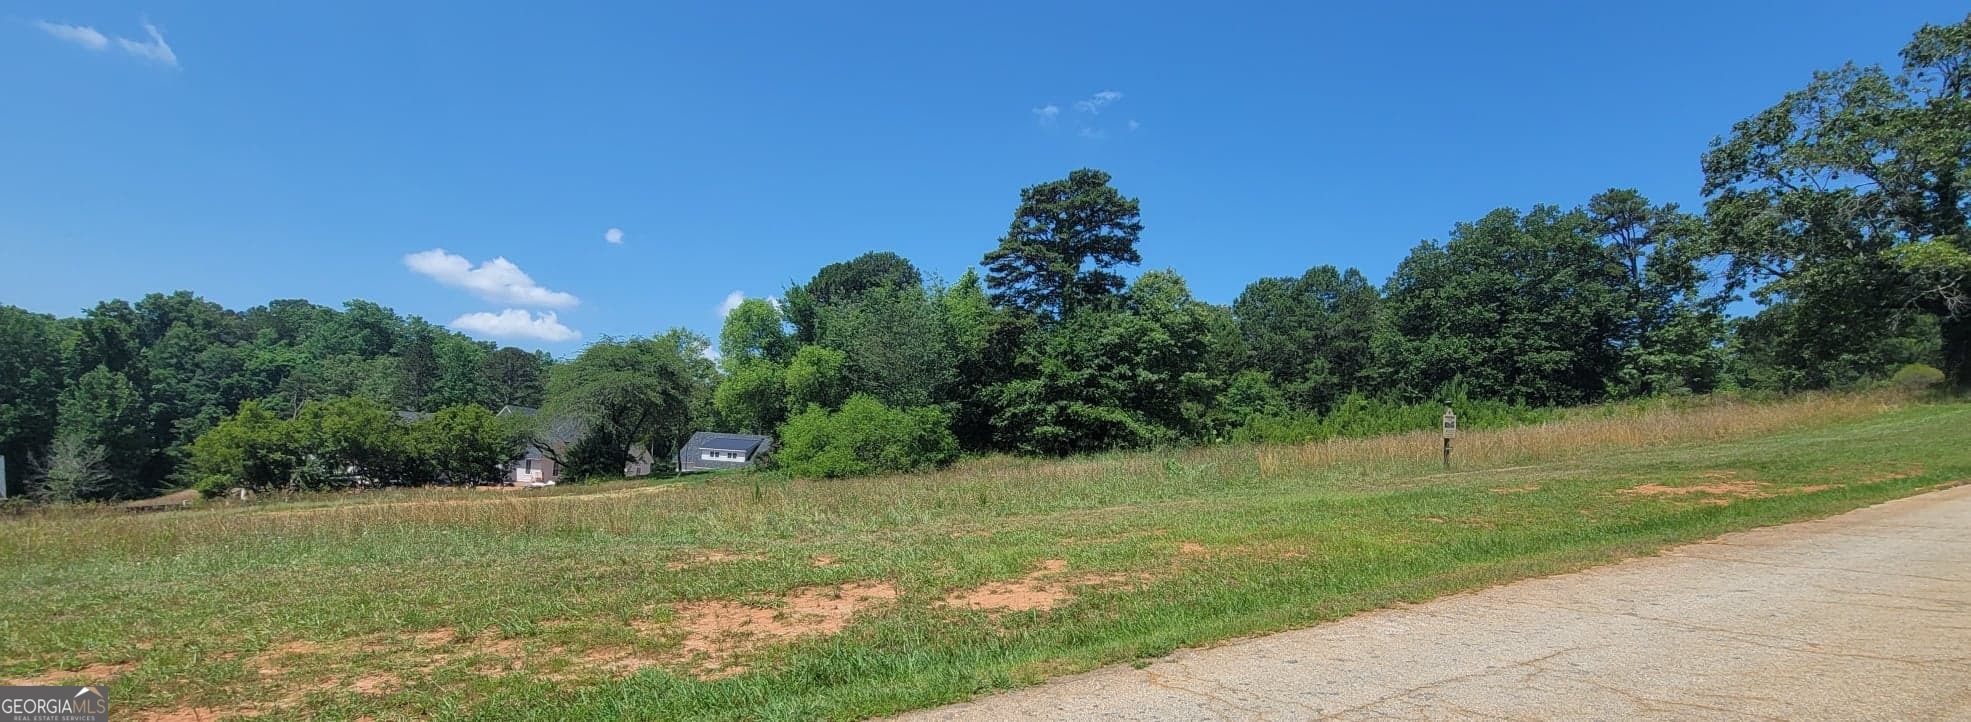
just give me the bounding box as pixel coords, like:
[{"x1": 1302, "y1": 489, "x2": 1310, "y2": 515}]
[{"x1": 1441, "y1": 404, "x2": 1457, "y2": 469}]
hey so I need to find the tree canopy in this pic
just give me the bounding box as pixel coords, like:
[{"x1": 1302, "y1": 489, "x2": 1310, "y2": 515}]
[{"x1": 982, "y1": 169, "x2": 1144, "y2": 319}]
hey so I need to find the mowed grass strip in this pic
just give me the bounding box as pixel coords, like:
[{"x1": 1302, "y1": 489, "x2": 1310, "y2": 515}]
[{"x1": 1, "y1": 393, "x2": 1964, "y2": 721}]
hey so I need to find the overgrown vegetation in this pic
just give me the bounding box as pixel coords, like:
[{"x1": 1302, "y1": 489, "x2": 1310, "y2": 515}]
[
  {"x1": 186, "y1": 397, "x2": 529, "y2": 494},
  {"x1": 0, "y1": 392, "x2": 1959, "y2": 720},
  {"x1": 775, "y1": 395, "x2": 959, "y2": 478}
]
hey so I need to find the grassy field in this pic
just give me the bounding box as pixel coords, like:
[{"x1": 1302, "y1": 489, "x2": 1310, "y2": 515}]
[{"x1": 1, "y1": 392, "x2": 1964, "y2": 721}]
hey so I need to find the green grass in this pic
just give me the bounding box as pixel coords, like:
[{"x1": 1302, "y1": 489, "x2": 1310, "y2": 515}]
[{"x1": 1, "y1": 393, "x2": 1964, "y2": 720}]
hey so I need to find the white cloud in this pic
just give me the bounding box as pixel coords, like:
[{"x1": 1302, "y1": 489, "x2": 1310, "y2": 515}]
[
  {"x1": 35, "y1": 21, "x2": 109, "y2": 51},
  {"x1": 1127, "y1": 119, "x2": 1140, "y2": 131},
  {"x1": 404, "y1": 249, "x2": 580, "y2": 309},
  {"x1": 717, "y1": 290, "x2": 746, "y2": 318},
  {"x1": 35, "y1": 19, "x2": 177, "y2": 68},
  {"x1": 1078, "y1": 127, "x2": 1107, "y2": 140},
  {"x1": 604, "y1": 227, "x2": 624, "y2": 244},
  {"x1": 116, "y1": 22, "x2": 177, "y2": 67},
  {"x1": 1074, "y1": 90, "x2": 1123, "y2": 114},
  {"x1": 1032, "y1": 104, "x2": 1060, "y2": 124},
  {"x1": 448, "y1": 309, "x2": 581, "y2": 343}
]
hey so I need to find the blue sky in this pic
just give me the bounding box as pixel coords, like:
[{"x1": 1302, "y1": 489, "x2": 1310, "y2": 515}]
[{"x1": 3, "y1": 2, "x2": 1964, "y2": 354}]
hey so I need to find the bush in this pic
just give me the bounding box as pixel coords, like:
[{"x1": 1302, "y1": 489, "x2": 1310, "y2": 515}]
[
  {"x1": 190, "y1": 398, "x2": 528, "y2": 493},
  {"x1": 775, "y1": 394, "x2": 959, "y2": 478},
  {"x1": 1888, "y1": 363, "x2": 1947, "y2": 392},
  {"x1": 411, "y1": 405, "x2": 528, "y2": 486}
]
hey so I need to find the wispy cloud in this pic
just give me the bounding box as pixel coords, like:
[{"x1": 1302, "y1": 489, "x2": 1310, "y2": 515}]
[
  {"x1": 116, "y1": 22, "x2": 176, "y2": 67},
  {"x1": 449, "y1": 310, "x2": 581, "y2": 343},
  {"x1": 1127, "y1": 119, "x2": 1140, "y2": 132},
  {"x1": 404, "y1": 249, "x2": 580, "y2": 309},
  {"x1": 35, "y1": 19, "x2": 177, "y2": 67},
  {"x1": 604, "y1": 227, "x2": 624, "y2": 245},
  {"x1": 1074, "y1": 90, "x2": 1123, "y2": 114},
  {"x1": 1032, "y1": 104, "x2": 1060, "y2": 124},
  {"x1": 34, "y1": 21, "x2": 108, "y2": 51},
  {"x1": 1078, "y1": 127, "x2": 1107, "y2": 140},
  {"x1": 717, "y1": 290, "x2": 746, "y2": 318}
]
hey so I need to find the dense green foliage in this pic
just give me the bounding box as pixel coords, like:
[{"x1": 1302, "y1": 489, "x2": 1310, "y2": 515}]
[
  {"x1": 0, "y1": 296, "x2": 554, "y2": 498},
  {"x1": 545, "y1": 332, "x2": 716, "y2": 481},
  {"x1": 1701, "y1": 15, "x2": 1971, "y2": 386},
  {"x1": 187, "y1": 397, "x2": 528, "y2": 494},
  {"x1": 3, "y1": 14, "x2": 1966, "y2": 494},
  {"x1": 774, "y1": 394, "x2": 959, "y2": 478}
]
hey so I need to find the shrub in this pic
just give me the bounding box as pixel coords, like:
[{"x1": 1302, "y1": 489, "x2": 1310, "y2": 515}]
[
  {"x1": 1889, "y1": 363, "x2": 1946, "y2": 392},
  {"x1": 775, "y1": 394, "x2": 959, "y2": 478},
  {"x1": 187, "y1": 400, "x2": 299, "y2": 495},
  {"x1": 410, "y1": 405, "x2": 528, "y2": 486}
]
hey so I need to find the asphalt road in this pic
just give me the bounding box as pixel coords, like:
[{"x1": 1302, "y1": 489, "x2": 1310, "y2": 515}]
[{"x1": 900, "y1": 485, "x2": 1971, "y2": 721}]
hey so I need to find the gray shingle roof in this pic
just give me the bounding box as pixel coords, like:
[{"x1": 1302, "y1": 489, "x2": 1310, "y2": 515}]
[{"x1": 680, "y1": 431, "x2": 773, "y2": 471}]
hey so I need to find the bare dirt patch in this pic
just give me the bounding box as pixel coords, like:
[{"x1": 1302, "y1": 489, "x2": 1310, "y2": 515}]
[
  {"x1": 1178, "y1": 542, "x2": 1208, "y2": 555},
  {"x1": 1068, "y1": 528, "x2": 1170, "y2": 544},
  {"x1": 5, "y1": 661, "x2": 133, "y2": 686},
  {"x1": 1621, "y1": 471, "x2": 1773, "y2": 503},
  {"x1": 664, "y1": 550, "x2": 765, "y2": 571},
  {"x1": 140, "y1": 626, "x2": 544, "y2": 719},
  {"x1": 346, "y1": 673, "x2": 397, "y2": 695},
  {"x1": 644, "y1": 581, "x2": 899, "y2": 678},
  {"x1": 1859, "y1": 466, "x2": 1925, "y2": 484},
  {"x1": 810, "y1": 555, "x2": 839, "y2": 567},
  {"x1": 138, "y1": 706, "x2": 266, "y2": 722},
  {"x1": 575, "y1": 646, "x2": 663, "y2": 678},
  {"x1": 939, "y1": 560, "x2": 1149, "y2": 615}
]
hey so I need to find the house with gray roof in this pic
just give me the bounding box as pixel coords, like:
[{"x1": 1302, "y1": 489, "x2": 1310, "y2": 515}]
[
  {"x1": 679, "y1": 432, "x2": 773, "y2": 473},
  {"x1": 500, "y1": 405, "x2": 655, "y2": 484}
]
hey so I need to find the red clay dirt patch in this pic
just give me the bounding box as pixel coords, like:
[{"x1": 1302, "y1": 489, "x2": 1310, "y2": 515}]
[
  {"x1": 939, "y1": 559, "x2": 1150, "y2": 615},
  {"x1": 137, "y1": 706, "x2": 267, "y2": 722},
  {"x1": 1067, "y1": 528, "x2": 1170, "y2": 544},
  {"x1": 1621, "y1": 471, "x2": 1773, "y2": 503},
  {"x1": 664, "y1": 550, "x2": 765, "y2": 571},
  {"x1": 643, "y1": 581, "x2": 899, "y2": 678},
  {"x1": 1859, "y1": 466, "x2": 1925, "y2": 484},
  {"x1": 5, "y1": 661, "x2": 133, "y2": 686}
]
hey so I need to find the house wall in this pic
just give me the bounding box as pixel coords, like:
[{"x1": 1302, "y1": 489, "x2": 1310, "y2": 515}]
[
  {"x1": 624, "y1": 445, "x2": 655, "y2": 477},
  {"x1": 510, "y1": 455, "x2": 560, "y2": 484}
]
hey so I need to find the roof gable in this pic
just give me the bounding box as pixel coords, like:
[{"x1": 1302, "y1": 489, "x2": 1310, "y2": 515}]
[{"x1": 682, "y1": 431, "x2": 773, "y2": 459}]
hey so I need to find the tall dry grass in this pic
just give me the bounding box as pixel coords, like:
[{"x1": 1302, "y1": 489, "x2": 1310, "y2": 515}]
[
  {"x1": 1229, "y1": 390, "x2": 1906, "y2": 479},
  {"x1": 0, "y1": 391, "x2": 1911, "y2": 564}
]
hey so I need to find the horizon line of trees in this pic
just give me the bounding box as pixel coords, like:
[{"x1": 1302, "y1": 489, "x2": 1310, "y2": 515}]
[{"x1": 2, "y1": 13, "x2": 1965, "y2": 497}]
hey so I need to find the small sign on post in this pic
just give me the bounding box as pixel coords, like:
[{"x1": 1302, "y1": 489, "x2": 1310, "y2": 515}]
[{"x1": 1441, "y1": 404, "x2": 1457, "y2": 469}]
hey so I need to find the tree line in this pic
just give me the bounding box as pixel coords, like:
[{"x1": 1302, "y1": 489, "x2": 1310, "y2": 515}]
[{"x1": 1, "y1": 14, "x2": 1964, "y2": 496}]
